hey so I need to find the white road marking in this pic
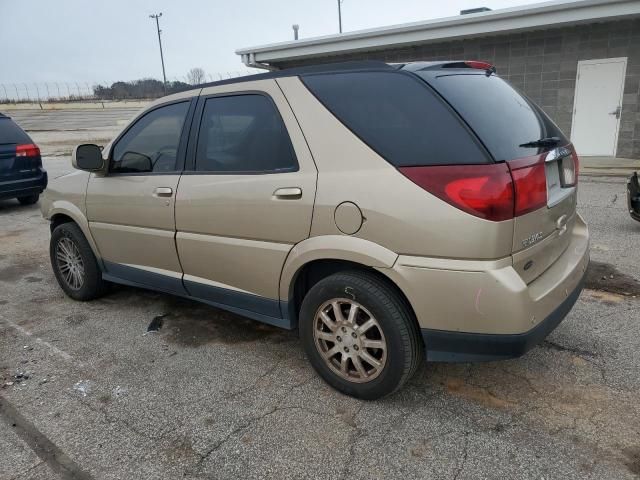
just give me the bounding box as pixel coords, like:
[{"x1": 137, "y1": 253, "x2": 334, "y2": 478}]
[{"x1": 1, "y1": 318, "x2": 74, "y2": 362}]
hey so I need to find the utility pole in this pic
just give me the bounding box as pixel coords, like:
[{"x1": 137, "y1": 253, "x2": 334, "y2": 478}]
[
  {"x1": 149, "y1": 12, "x2": 167, "y2": 94},
  {"x1": 337, "y1": 0, "x2": 343, "y2": 33}
]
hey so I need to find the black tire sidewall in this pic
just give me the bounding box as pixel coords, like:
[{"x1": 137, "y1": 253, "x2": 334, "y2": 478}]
[
  {"x1": 50, "y1": 223, "x2": 104, "y2": 301},
  {"x1": 300, "y1": 272, "x2": 417, "y2": 400},
  {"x1": 17, "y1": 194, "x2": 39, "y2": 205}
]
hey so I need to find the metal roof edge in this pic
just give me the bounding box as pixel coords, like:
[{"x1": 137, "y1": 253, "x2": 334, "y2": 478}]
[{"x1": 236, "y1": 0, "x2": 640, "y2": 65}]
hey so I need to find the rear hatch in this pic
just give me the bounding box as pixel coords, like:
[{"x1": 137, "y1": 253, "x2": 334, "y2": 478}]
[
  {"x1": 413, "y1": 63, "x2": 579, "y2": 284},
  {"x1": 0, "y1": 115, "x2": 42, "y2": 182}
]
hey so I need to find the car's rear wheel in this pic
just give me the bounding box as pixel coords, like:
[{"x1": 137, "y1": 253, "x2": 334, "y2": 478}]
[
  {"x1": 50, "y1": 222, "x2": 107, "y2": 301},
  {"x1": 17, "y1": 194, "x2": 39, "y2": 205},
  {"x1": 299, "y1": 271, "x2": 423, "y2": 400}
]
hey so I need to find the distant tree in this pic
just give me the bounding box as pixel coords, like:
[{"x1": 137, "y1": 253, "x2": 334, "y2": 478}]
[
  {"x1": 187, "y1": 67, "x2": 206, "y2": 85},
  {"x1": 166, "y1": 80, "x2": 191, "y2": 94},
  {"x1": 92, "y1": 77, "x2": 194, "y2": 100}
]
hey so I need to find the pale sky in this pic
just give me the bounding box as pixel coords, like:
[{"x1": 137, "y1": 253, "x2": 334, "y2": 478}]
[{"x1": 1, "y1": 0, "x2": 543, "y2": 84}]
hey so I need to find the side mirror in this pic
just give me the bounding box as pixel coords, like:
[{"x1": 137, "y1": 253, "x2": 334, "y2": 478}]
[{"x1": 72, "y1": 144, "x2": 104, "y2": 171}]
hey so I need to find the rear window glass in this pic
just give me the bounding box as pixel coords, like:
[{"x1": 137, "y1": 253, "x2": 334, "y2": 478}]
[
  {"x1": 302, "y1": 71, "x2": 488, "y2": 167},
  {"x1": 0, "y1": 117, "x2": 31, "y2": 144},
  {"x1": 418, "y1": 73, "x2": 568, "y2": 161}
]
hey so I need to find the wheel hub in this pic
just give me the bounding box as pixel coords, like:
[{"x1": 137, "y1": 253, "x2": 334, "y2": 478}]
[{"x1": 313, "y1": 298, "x2": 387, "y2": 384}]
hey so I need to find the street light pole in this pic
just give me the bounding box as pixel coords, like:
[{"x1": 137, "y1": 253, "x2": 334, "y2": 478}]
[
  {"x1": 149, "y1": 12, "x2": 167, "y2": 94},
  {"x1": 337, "y1": 0, "x2": 343, "y2": 33}
]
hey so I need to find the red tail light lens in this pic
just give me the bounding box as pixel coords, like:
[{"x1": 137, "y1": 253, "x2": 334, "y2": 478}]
[
  {"x1": 399, "y1": 164, "x2": 515, "y2": 221},
  {"x1": 507, "y1": 155, "x2": 547, "y2": 217},
  {"x1": 464, "y1": 61, "x2": 495, "y2": 71},
  {"x1": 16, "y1": 143, "x2": 40, "y2": 157}
]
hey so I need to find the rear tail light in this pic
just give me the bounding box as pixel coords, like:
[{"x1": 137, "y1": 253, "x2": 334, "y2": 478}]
[
  {"x1": 399, "y1": 153, "x2": 554, "y2": 221},
  {"x1": 16, "y1": 143, "x2": 40, "y2": 157},
  {"x1": 399, "y1": 144, "x2": 579, "y2": 221},
  {"x1": 398, "y1": 164, "x2": 515, "y2": 221},
  {"x1": 560, "y1": 147, "x2": 579, "y2": 187},
  {"x1": 507, "y1": 156, "x2": 548, "y2": 216}
]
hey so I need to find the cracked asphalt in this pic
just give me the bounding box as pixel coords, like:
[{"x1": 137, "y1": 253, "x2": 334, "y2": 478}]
[{"x1": 1, "y1": 109, "x2": 640, "y2": 479}]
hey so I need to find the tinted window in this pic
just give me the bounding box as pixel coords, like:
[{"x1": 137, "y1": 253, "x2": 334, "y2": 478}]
[
  {"x1": 418, "y1": 72, "x2": 568, "y2": 161},
  {"x1": 195, "y1": 94, "x2": 297, "y2": 173},
  {"x1": 0, "y1": 117, "x2": 31, "y2": 144},
  {"x1": 112, "y1": 102, "x2": 189, "y2": 173},
  {"x1": 302, "y1": 71, "x2": 488, "y2": 167}
]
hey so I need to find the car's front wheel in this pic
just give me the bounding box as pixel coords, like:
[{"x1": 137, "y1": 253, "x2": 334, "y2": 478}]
[
  {"x1": 299, "y1": 271, "x2": 423, "y2": 400},
  {"x1": 50, "y1": 222, "x2": 107, "y2": 301}
]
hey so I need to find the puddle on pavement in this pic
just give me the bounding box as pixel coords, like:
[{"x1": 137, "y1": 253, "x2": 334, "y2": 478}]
[
  {"x1": 159, "y1": 298, "x2": 292, "y2": 347},
  {"x1": 584, "y1": 261, "x2": 640, "y2": 298},
  {"x1": 0, "y1": 229, "x2": 26, "y2": 239},
  {"x1": 624, "y1": 447, "x2": 640, "y2": 475},
  {"x1": 0, "y1": 262, "x2": 39, "y2": 282}
]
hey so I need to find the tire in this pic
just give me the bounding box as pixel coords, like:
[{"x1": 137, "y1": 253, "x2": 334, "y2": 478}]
[
  {"x1": 50, "y1": 222, "x2": 107, "y2": 301},
  {"x1": 17, "y1": 194, "x2": 39, "y2": 205},
  {"x1": 299, "y1": 270, "x2": 423, "y2": 400}
]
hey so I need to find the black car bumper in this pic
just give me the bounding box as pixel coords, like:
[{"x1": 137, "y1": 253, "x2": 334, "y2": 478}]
[
  {"x1": 0, "y1": 169, "x2": 47, "y2": 200},
  {"x1": 422, "y1": 273, "x2": 585, "y2": 363}
]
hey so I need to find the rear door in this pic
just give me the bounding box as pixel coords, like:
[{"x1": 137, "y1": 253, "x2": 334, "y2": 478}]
[
  {"x1": 86, "y1": 98, "x2": 194, "y2": 294},
  {"x1": 418, "y1": 70, "x2": 578, "y2": 283},
  {"x1": 175, "y1": 80, "x2": 317, "y2": 320}
]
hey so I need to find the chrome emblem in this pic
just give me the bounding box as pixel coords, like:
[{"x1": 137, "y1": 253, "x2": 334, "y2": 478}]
[{"x1": 522, "y1": 231, "x2": 543, "y2": 248}]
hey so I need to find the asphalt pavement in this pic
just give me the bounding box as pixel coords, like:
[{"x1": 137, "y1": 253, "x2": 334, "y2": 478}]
[{"x1": 0, "y1": 109, "x2": 639, "y2": 480}]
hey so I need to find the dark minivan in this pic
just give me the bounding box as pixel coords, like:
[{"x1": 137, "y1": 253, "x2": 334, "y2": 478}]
[{"x1": 0, "y1": 113, "x2": 47, "y2": 205}]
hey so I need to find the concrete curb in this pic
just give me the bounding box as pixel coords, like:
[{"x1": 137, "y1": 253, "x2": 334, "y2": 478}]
[{"x1": 582, "y1": 170, "x2": 636, "y2": 178}]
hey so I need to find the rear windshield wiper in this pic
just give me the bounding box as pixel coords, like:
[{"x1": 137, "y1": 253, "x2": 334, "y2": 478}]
[{"x1": 519, "y1": 136, "x2": 561, "y2": 148}]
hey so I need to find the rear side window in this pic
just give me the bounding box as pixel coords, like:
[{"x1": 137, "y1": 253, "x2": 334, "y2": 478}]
[
  {"x1": 418, "y1": 73, "x2": 568, "y2": 161},
  {"x1": 301, "y1": 71, "x2": 488, "y2": 167},
  {"x1": 111, "y1": 101, "x2": 189, "y2": 174},
  {"x1": 0, "y1": 118, "x2": 31, "y2": 144},
  {"x1": 195, "y1": 94, "x2": 297, "y2": 173}
]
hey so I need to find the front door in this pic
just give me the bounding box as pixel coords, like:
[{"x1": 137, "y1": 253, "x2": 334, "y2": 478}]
[
  {"x1": 86, "y1": 99, "x2": 193, "y2": 294},
  {"x1": 175, "y1": 81, "x2": 317, "y2": 322},
  {"x1": 571, "y1": 57, "x2": 627, "y2": 157}
]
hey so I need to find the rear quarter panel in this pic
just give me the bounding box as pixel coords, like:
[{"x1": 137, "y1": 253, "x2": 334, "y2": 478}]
[{"x1": 276, "y1": 76, "x2": 514, "y2": 260}]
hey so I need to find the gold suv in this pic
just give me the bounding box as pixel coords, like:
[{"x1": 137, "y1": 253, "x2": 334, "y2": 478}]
[{"x1": 42, "y1": 61, "x2": 589, "y2": 399}]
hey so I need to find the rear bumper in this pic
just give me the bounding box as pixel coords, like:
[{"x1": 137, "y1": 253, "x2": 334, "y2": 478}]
[
  {"x1": 379, "y1": 213, "x2": 589, "y2": 362},
  {"x1": 0, "y1": 169, "x2": 47, "y2": 200},
  {"x1": 422, "y1": 271, "x2": 585, "y2": 362}
]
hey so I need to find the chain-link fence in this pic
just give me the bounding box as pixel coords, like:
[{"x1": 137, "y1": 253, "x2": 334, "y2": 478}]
[{"x1": 0, "y1": 71, "x2": 259, "y2": 103}]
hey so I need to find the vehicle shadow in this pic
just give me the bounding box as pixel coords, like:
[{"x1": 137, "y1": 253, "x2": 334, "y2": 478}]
[{"x1": 0, "y1": 199, "x2": 39, "y2": 214}]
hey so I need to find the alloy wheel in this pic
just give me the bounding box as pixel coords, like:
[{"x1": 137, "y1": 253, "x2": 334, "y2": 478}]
[
  {"x1": 55, "y1": 237, "x2": 85, "y2": 290},
  {"x1": 313, "y1": 298, "x2": 388, "y2": 383}
]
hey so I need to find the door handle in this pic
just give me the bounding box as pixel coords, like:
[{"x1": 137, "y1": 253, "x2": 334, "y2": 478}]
[
  {"x1": 153, "y1": 187, "x2": 173, "y2": 197},
  {"x1": 273, "y1": 187, "x2": 302, "y2": 199},
  {"x1": 609, "y1": 106, "x2": 621, "y2": 119}
]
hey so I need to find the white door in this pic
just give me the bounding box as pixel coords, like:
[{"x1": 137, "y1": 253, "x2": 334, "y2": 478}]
[{"x1": 571, "y1": 58, "x2": 626, "y2": 157}]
